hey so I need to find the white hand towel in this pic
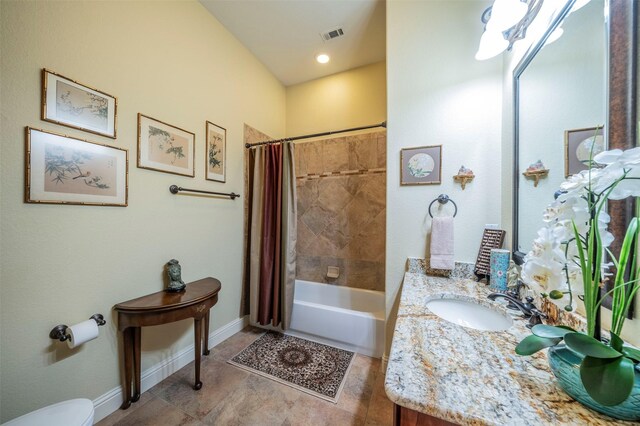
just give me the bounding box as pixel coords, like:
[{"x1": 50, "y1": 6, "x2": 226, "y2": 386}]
[{"x1": 430, "y1": 216, "x2": 455, "y2": 270}]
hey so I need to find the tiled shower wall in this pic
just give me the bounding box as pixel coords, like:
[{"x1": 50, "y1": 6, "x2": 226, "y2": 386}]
[{"x1": 295, "y1": 130, "x2": 386, "y2": 292}]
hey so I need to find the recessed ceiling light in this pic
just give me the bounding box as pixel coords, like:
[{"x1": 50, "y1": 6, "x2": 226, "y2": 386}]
[{"x1": 316, "y1": 53, "x2": 330, "y2": 64}]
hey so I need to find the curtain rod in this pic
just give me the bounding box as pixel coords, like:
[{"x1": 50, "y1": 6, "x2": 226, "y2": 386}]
[{"x1": 244, "y1": 121, "x2": 387, "y2": 149}]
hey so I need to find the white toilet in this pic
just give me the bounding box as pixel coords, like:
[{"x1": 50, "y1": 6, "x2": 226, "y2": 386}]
[{"x1": 2, "y1": 399, "x2": 94, "y2": 426}]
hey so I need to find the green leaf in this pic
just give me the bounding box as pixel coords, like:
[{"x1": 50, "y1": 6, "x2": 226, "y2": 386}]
[
  {"x1": 580, "y1": 356, "x2": 635, "y2": 406},
  {"x1": 622, "y1": 345, "x2": 640, "y2": 363},
  {"x1": 564, "y1": 333, "x2": 623, "y2": 359},
  {"x1": 516, "y1": 335, "x2": 561, "y2": 355},
  {"x1": 610, "y1": 332, "x2": 624, "y2": 353},
  {"x1": 531, "y1": 325, "x2": 573, "y2": 339}
]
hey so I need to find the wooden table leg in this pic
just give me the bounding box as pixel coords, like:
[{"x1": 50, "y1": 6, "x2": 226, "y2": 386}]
[
  {"x1": 193, "y1": 318, "x2": 203, "y2": 390},
  {"x1": 120, "y1": 328, "x2": 133, "y2": 409},
  {"x1": 203, "y1": 310, "x2": 210, "y2": 355},
  {"x1": 132, "y1": 327, "x2": 141, "y2": 402}
]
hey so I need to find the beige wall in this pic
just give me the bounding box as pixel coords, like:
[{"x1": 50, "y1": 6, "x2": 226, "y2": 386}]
[
  {"x1": 0, "y1": 0, "x2": 285, "y2": 422},
  {"x1": 386, "y1": 0, "x2": 502, "y2": 354},
  {"x1": 286, "y1": 61, "x2": 386, "y2": 136},
  {"x1": 295, "y1": 131, "x2": 386, "y2": 291}
]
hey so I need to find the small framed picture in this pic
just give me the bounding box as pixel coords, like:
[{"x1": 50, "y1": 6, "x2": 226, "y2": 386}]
[
  {"x1": 400, "y1": 145, "x2": 442, "y2": 185},
  {"x1": 137, "y1": 114, "x2": 195, "y2": 177},
  {"x1": 206, "y1": 121, "x2": 226, "y2": 182},
  {"x1": 565, "y1": 126, "x2": 605, "y2": 177},
  {"x1": 25, "y1": 127, "x2": 128, "y2": 206},
  {"x1": 42, "y1": 69, "x2": 117, "y2": 139}
]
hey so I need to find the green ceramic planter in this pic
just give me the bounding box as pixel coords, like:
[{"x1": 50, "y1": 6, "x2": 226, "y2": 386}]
[{"x1": 548, "y1": 344, "x2": 640, "y2": 421}]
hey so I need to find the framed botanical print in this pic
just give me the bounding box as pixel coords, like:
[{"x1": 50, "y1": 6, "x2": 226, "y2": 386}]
[
  {"x1": 565, "y1": 126, "x2": 605, "y2": 177},
  {"x1": 137, "y1": 114, "x2": 195, "y2": 177},
  {"x1": 41, "y1": 69, "x2": 117, "y2": 138},
  {"x1": 206, "y1": 121, "x2": 226, "y2": 182},
  {"x1": 25, "y1": 127, "x2": 128, "y2": 206},
  {"x1": 400, "y1": 145, "x2": 442, "y2": 185}
]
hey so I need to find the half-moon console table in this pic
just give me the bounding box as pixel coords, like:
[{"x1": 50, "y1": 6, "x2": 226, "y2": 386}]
[{"x1": 113, "y1": 277, "x2": 221, "y2": 409}]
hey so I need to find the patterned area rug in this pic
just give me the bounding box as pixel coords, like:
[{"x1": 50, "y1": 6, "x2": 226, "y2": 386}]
[{"x1": 228, "y1": 332, "x2": 355, "y2": 403}]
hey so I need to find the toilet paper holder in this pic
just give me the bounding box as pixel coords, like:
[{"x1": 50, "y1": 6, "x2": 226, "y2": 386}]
[{"x1": 49, "y1": 314, "x2": 106, "y2": 342}]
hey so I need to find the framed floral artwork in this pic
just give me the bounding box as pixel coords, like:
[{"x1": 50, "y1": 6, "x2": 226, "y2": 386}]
[
  {"x1": 400, "y1": 145, "x2": 442, "y2": 185},
  {"x1": 137, "y1": 114, "x2": 195, "y2": 177},
  {"x1": 25, "y1": 127, "x2": 128, "y2": 206},
  {"x1": 206, "y1": 121, "x2": 226, "y2": 182},
  {"x1": 565, "y1": 126, "x2": 605, "y2": 177},
  {"x1": 41, "y1": 69, "x2": 117, "y2": 138}
]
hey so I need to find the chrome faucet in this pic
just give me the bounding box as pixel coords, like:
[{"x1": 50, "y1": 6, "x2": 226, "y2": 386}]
[{"x1": 487, "y1": 293, "x2": 547, "y2": 328}]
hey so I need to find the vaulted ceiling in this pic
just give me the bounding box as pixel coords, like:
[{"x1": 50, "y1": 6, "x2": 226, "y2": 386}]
[{"x1": 200, "y1": 0, "x2": 386, "y2": 86}]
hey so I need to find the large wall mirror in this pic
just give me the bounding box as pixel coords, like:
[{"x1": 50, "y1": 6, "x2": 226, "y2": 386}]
[
  {"x1": 516, "y1": 0, "x2": 606, "y2": 254},
  {"x1": 513, "y1": 0, "x2": 638, "y2": 311}
]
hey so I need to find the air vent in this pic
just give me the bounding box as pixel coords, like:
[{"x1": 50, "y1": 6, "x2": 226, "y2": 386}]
[{"x1": 320, "y1": 27, "x2": 344, "y2": 42}]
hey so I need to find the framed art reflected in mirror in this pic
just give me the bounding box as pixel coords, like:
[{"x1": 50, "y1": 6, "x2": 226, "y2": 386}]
[{"x1": 564, "y1": 126, "x2": 605, "y2": 177}]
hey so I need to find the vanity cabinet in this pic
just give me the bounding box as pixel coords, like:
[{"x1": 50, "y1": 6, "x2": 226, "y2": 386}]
[{"x1": 394, "y1": 404, "x2": 457, "y2": 426}]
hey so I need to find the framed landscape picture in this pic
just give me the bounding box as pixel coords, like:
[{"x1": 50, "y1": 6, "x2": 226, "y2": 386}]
[
  {"x1": 400, "y1": 145, "x2": 442, "y2": 185},
  {"x1": 25, "y1": 127, "x2": 128, "y2": 206},
  {"x1": 206, "y1": 121, "x2": 226, "y2": 182},
  {"x1": 565, "y1": 126, "x2": 605, "y2": 177},
  {"x1": 42, "y1": 69, "x2": 117, "y2": 138},
  {"x1": 137, "y1": 114, "x2": 195, "y2": 177}
]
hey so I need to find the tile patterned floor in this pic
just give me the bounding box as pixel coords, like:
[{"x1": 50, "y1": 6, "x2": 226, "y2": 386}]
[{"x1": 97, "y1": 327, "x2": 394, "y2": 426}]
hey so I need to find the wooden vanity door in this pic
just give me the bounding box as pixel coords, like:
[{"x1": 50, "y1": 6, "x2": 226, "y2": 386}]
[{"x1": 394, "y1": 404, "x2": 458, "y2": 426}]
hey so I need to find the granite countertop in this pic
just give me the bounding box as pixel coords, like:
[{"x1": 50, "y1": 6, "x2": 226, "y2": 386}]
[{"x1": 384, "y1": 261, "x2": 633, "y2": 425}]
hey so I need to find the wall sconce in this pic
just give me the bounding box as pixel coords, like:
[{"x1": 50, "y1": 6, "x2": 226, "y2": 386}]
[{"x1": 475, "y1": 0, "x2": 544, "y2": 60}]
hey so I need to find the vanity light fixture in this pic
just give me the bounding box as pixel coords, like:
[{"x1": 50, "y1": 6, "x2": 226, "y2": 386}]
[
  {"x1": 475, "y1": 29, "x2": 510, "y2": 60},
  {"x1": 316, "y1": 53, "x2": 330, "y2": 64},
  {"x1": 475, "y1": 0, "x2": 544, "y2": 60},
  {"x1": 486, "y1": 0, "x2": 528, "y2": 31}
]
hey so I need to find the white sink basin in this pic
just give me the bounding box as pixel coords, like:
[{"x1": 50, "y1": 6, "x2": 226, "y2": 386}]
[{"x1": 426, "y1": 298, "x2": 513, "y2": 331}]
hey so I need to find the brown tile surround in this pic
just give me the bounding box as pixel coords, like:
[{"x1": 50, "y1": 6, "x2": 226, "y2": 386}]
[{"x1": 295, "y1": 131, "x2": 386, "y2": 291}]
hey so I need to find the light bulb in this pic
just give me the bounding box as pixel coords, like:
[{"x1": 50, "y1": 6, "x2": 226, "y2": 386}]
[
  {"x1": 316, "y1": 53, "x2": 330, "y2": 64},
  {"x1": 475, "y1": 30, "x2": 509, "y2": 60},
  {"x1": 487, "y1": 0, "x2": 528, "y2": 32}
]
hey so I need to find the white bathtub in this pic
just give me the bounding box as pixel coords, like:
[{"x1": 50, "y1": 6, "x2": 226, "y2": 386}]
[{"x1": 287, "y1": 280, "x2": 385, "y2": 358}]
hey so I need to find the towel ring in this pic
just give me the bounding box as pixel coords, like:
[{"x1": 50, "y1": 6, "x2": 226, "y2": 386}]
[{"x1": 428, "y1": 194, "x2": 458, "y2": 218}]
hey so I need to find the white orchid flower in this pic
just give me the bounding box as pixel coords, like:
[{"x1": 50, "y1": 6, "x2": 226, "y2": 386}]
[
  {"x1": 607, "y1": 166, "x2": 640, "y2": 199},
  {"x1": 618, "y1": 146, "x2": 640, "y2": 166},
  {"x1": 529, "y1": 226, "x2": 566, "y2": 262},
  {"x1": 521, "y1": 256, "x2": 565, "y2": 291},
  {"x1": 522, "y1": 146, "x2": 639, "y2": 317},
  {"x1": 593, "y1": 149, "x2": 623, "y2": 165}
]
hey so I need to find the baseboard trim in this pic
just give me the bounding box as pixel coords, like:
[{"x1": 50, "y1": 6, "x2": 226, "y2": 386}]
[{"x1": 93, "y1": 315, "x2": 249, "y2": 423}]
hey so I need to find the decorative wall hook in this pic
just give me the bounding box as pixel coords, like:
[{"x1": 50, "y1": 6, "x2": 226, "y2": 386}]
[
  {"x1": 49, "y1": 313, "x2": 106, "y2": 342},
  {"x1": 453, "y1": 165, "x2": 475, "y2": 190},
  {"x1": 522, "y1": 169, "x2": 549, "y2": 187},
  {"x1": 523, "y1": 160, "x2": 549, "y2": 187}
]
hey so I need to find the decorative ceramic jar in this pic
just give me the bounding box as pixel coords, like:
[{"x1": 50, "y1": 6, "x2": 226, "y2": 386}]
[
  {"x1": 489, "y1": 249, "x2": 510, "y2": 292},
  {"x1": 548, "y1": 344, "x2": 640, "y2": 421}
]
